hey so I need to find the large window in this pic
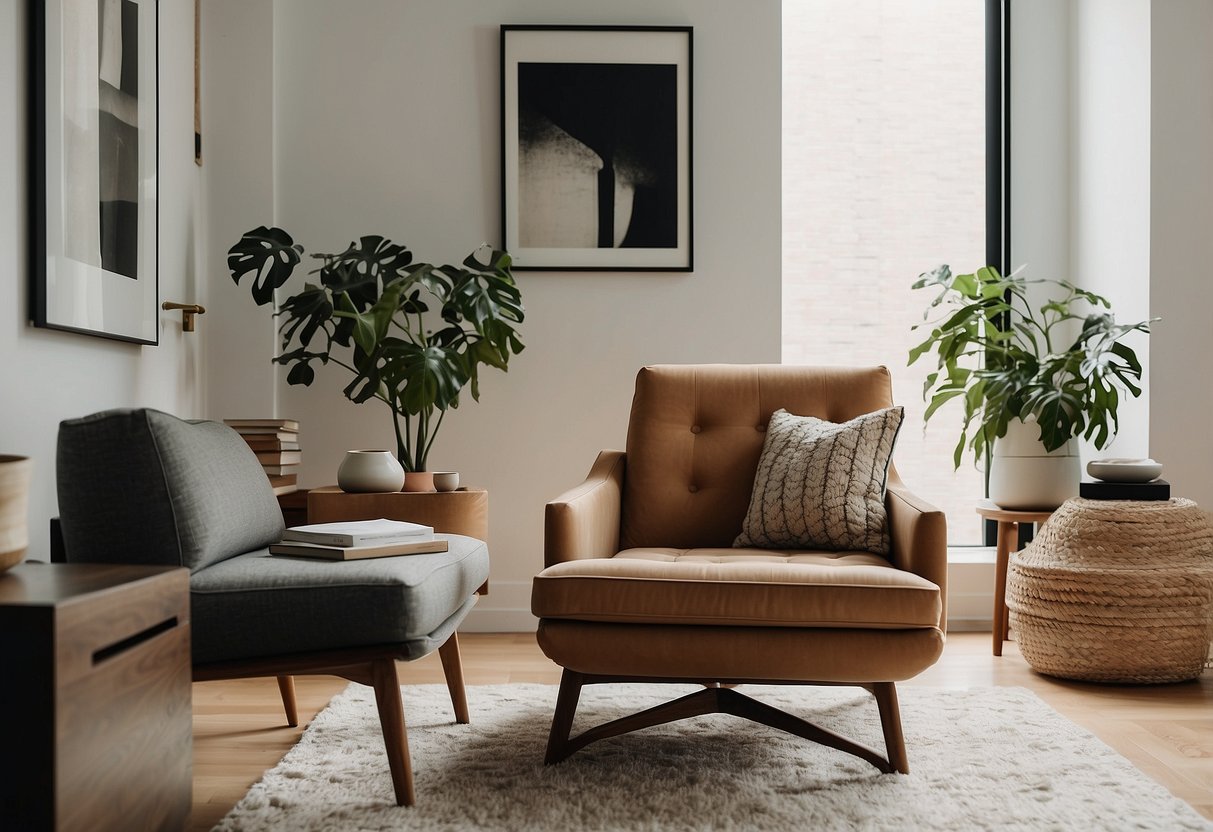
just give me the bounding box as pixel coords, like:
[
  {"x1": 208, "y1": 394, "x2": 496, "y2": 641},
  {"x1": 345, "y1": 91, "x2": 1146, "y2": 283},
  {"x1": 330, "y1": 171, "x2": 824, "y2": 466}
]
[{"x1": 783, "y1": 0, "x2": 989, "y2": 544}]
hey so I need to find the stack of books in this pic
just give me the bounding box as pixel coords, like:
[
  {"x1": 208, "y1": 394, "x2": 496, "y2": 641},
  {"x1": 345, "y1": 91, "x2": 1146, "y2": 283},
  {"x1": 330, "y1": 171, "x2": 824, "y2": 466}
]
[
  {"x1": 223, "y1": 418, "x2": 302, "y2": 495},
  {"x1": 268, "y1": 518, "x2": 449, "y2": 561}
]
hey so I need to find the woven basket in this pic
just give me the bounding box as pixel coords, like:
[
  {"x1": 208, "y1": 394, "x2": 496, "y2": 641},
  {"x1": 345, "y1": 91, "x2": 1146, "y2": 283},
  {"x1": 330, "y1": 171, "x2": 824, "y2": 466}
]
[{"x1": 1007, "y1": 497, "x2": 1213, "y2": 683}]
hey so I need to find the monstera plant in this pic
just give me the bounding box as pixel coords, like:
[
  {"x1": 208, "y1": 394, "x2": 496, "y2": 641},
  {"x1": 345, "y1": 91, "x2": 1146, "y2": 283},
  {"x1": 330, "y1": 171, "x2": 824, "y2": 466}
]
[
  {"x1": 228, "y1": 227, "x2": 524, "y2": 472},
  {"x1": 909, "y1": 264, "x2": 1152, "y2": 470}
]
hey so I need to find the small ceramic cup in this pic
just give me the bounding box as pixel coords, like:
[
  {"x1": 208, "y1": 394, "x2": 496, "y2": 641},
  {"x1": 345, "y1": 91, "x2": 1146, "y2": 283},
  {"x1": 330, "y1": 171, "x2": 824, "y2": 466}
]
[{"x1": 432, "y1": 471, "x2": 460, "y2": 492}]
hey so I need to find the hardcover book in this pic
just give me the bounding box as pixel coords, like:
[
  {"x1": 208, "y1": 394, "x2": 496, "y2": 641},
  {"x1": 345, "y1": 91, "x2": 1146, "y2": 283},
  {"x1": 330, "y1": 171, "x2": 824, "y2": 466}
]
[
  {"x1": 282, "y1": 518, "x2": 434, "y2": 547},
  {"x1": 255, "y1": 450, "x2": 303, "y2": 465},
  {"x1": 224, "y1": 418, "x2": 301, "y2": 431},
  {"x1": 269, "y1": 537, "x2": 448, "y2": 561},
  {"x1": 1079, "y1": 479, "x2": 1170, "y2": 501},
  {"x1": 267, "y1": 473, "x2": 298, "y2": 495},
  {"x1": 232, "y1": 428, "x2": 299, "y2": 440},
  {"x1": 243, "y1": 438, "x2": 302, "y2": 452}
]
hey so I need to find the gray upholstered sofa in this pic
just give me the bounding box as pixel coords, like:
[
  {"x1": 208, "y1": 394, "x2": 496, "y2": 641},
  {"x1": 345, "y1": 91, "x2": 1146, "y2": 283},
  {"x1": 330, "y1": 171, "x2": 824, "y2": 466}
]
[{"x1": 56, "y1": 408, "x2": 488, "y2": 806}]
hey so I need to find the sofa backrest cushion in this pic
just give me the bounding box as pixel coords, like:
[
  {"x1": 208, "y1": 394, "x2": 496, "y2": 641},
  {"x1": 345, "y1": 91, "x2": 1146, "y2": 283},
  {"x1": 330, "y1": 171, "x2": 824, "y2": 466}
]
[
  {"x1": 621, "y1": 364, "x2": 896, "y2": 550},
  {"x1": 57, "y1": 409, "x2": 285, "y2": 572}
]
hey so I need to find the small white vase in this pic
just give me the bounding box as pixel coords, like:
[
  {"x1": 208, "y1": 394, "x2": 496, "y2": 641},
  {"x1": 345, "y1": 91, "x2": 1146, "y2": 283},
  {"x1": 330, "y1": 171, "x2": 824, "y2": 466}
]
[
  {"x1": 988, "y1": 416, "x2": 1080, "y2": 510},
  {"x1": 337, "y1": 450, "x2": 405, "y2": 493}
]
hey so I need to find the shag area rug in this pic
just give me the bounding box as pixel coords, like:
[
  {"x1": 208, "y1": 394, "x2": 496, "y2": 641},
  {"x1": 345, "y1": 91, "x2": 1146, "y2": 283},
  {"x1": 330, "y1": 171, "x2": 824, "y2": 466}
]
[{"x1": 215, "y1": 683, "x2": 1212, "y2": 831}]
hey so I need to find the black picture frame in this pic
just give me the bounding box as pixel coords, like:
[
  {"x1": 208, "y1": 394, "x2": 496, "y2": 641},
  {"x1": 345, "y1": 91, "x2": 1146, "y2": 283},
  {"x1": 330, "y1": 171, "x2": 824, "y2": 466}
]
[
  {"x1": 500, "y1": 25, "x2": 693, "y2": 272},
  {"x1": 30, "y1": 0, "x2": 160, "y2": 345}
]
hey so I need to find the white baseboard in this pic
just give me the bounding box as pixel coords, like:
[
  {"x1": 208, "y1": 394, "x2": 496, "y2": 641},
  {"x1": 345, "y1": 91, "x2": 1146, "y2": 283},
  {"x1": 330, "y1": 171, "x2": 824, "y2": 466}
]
[
  {"x1": 466, "y1": 556, "x2": 1000, "y2": 634},
  {"x1": 463, "y1": 580, "x2": 538, "y2": 632}
]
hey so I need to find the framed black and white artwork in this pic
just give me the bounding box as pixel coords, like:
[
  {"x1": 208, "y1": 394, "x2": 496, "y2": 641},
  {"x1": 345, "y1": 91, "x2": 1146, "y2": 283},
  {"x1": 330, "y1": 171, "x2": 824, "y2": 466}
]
[
  {"x1": 500, "y1": 25, "x2": 693, "y2": 272},
  {"x1": 30, "y1": 0, "x2": 159, "y2": 344}
]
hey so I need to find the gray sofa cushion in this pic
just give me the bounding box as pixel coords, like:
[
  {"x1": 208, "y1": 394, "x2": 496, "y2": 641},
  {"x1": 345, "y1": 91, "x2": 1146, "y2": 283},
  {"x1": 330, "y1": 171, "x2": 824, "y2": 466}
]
[
  {"x1": 57, "y1": 409, "x2": 284, "y2": 572},
  {"x1": 189, "y1": 534, "x2": 490, "y2": 663}
]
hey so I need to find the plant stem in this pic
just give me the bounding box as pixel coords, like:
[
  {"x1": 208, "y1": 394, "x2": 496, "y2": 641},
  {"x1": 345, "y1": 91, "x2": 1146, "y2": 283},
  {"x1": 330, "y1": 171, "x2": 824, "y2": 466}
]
[
  {"x1": 415, "y1": 408, "x2": 427, "y2": 471},
  {"x1": 392, "y1": 403, "x2": 410, "y2": 471},
  {"x1": 419, "y1": 408, "x2": 445, "y2": 470}
]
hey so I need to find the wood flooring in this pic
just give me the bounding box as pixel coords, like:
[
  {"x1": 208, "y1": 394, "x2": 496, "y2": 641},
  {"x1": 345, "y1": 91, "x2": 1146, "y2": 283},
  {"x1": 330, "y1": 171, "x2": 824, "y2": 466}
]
[{"x1": 190, "y1": 632, "x2": 1213, "y2": 830}]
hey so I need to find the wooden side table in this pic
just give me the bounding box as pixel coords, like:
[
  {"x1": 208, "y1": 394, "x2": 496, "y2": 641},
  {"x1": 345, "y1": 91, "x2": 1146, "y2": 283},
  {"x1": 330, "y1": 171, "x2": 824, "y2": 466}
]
[
  {"x1": 0, "y1": 562, "x2": 191, "y2": 831},
  {"x1": 975, "y1": 501, "x2": 1053, "y2": 656},
  {"x1": 307, "y1": 486, "x2": 489, "y2": 593}
]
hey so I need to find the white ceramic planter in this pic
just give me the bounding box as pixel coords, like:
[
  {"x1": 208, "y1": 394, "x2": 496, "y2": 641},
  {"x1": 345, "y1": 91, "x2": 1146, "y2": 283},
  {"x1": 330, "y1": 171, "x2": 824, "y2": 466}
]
[
  {"x1": 337, "y1": 450, "x2": 405, "y2": 493},
  {"x1": 988, "y1": 416, "x2": 1080, "y2": 510}
]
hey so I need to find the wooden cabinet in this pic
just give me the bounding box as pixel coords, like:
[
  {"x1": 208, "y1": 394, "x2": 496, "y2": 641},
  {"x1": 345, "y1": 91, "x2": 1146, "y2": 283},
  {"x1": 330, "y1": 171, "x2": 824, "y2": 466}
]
[{"x1": 0, "y1": 563, "x2": 191, "y2": 831}]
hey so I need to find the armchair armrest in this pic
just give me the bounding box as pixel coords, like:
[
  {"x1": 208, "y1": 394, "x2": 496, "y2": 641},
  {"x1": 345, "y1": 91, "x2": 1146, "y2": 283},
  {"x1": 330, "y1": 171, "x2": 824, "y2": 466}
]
[
  {"x1": 885, "y1": 476, "x2": 948, "y2": 630},
  {"x1": 544, "y1": 451, "x2": 626, "y2": 567}
]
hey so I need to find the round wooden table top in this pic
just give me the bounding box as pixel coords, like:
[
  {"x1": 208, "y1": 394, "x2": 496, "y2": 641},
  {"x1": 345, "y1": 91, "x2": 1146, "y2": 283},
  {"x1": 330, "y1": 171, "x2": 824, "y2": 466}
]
[{"x1": 975, "y1": 499, "x2": 1055, "y2": 524}]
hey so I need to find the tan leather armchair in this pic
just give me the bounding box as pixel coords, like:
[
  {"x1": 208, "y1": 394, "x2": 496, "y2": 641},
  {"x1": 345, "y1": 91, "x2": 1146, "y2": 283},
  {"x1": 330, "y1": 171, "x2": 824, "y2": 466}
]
[{"x1": 532, "y1": 364, "x2": 947, "y2": 773}]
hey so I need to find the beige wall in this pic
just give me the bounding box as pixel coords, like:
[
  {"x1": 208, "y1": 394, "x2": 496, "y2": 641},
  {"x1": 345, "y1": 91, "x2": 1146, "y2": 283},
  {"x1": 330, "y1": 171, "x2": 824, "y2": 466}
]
[
  {"x1": 0, "y1": 0, "x2": 205, "y2": 559},
  {"x1": 201, "y1": 0, "x2": 783, "y2": 629}
]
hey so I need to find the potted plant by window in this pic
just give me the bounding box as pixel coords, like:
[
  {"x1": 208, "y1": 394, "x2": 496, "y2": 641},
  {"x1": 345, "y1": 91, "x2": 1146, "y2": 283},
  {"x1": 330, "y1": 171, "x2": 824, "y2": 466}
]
[
  {"x1": 228, "y1": 227, "x2": 525, "y2": 491},
  {"x1": 909, "y1": 264, "x2": 1153, "y2": 509}
]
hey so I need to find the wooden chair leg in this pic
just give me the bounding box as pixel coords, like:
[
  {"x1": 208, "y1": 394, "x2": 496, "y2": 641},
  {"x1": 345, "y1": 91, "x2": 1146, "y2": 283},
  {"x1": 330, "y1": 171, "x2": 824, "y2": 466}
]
[
  {"x1": 545, "y1": 669, "x2": 585, "y2": 764},
  {"x1": 437, "y1": 632, "x2": 470, "y2": 724},
  {"x1": 276, "y1": 675, "x2": 298, "y2": 727},
  {"x1": 871, "y1": 682, "x2": 909, "y2": 774},
  {"x1": 370, "y1": 658, "x2": 415, "y2": 806}
]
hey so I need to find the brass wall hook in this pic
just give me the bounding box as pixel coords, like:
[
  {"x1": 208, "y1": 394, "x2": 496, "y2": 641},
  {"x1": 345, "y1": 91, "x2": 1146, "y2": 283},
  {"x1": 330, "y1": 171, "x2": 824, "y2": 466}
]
[{"x1": 162, "y1": 301, "x2": 206, "y2": 332}]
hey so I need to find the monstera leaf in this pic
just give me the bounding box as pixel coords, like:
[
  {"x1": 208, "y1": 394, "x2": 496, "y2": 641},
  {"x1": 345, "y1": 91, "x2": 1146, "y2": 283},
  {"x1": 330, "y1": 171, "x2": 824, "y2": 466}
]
[
  {"x1": 275, "y1": 283, "x2": 333, "y2": 350},
  {"x1": 380, "y1": 340, "x2": 468, "y2": 415},
  {"x1": 321, "y1": 236, "x2": 413, "y2": 296},
  {"x1": 272, "y1": 348, "x2": 329, "y2": 387},
  {"x1": 228, "y1": 226, "x2": 304, "y2": 305}
]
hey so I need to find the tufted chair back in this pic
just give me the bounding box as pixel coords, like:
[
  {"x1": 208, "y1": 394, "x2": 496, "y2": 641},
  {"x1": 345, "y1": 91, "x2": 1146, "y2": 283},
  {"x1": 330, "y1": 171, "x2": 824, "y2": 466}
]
[{"x1": 620, "y1": 364, "x2": 896, "y2": 550}]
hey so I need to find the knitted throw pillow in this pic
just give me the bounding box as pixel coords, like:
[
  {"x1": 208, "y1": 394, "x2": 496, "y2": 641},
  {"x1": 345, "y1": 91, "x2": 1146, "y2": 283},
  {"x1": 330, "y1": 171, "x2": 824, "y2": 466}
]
[{"x1": 734, "y1": 406, "x2": 904, "y2": 555}]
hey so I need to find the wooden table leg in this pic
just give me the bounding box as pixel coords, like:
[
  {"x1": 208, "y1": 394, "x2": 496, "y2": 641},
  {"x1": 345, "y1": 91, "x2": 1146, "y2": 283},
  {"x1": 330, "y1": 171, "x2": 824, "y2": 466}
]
[{"x1": 993, "y1": 520, "x2": 1018, "y2": 656}]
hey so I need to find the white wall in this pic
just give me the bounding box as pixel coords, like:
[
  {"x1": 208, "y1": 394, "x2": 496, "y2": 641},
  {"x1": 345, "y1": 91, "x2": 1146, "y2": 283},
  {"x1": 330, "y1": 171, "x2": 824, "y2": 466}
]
[
  {"x1": 1012, "y1": 0, "x2": 1152, "y2": 462},
  {"x1": 0, "y1": 0, "x2": 205, "y2": 560},
  {"x1": 1011, "y1": 0, "x2": 1072, "y2": 286},
  {"x1": 1070, "y1": 0, "x2": 1151, "y2": 459},
  {"x1": 203, "y1": 0, "x2": 781, "y2": 629},
  {"x1": 200, "y1": 0, "x2": 279, "y2": 421},
  {"x1": 1150, "y1": 0, "x2": 1213, "y2": 508}
]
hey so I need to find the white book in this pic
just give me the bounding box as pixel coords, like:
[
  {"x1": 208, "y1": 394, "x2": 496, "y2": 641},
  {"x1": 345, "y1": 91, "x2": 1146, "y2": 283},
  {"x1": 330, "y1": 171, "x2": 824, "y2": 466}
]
[
  {"x1": 281, "y1": 518, "x2": 435, "y2": 547},
  {"x1": 269, "y1": 537, "x2": 448, "y2": 561}
]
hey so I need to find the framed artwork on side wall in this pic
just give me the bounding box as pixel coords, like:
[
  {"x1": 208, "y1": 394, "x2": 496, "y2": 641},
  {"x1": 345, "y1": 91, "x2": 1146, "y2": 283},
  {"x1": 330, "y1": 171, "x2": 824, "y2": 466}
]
[
  {"x1": 500, "y1": 25, "x2": 693, "y2": 272},
  {"x1": 30, "y1": 0, "x2": 160, "y2": 344}
]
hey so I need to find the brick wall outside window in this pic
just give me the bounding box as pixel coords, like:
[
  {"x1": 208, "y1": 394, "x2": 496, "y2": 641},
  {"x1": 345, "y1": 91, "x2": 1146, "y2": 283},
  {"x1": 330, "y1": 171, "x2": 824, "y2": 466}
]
[{"x1": 783, "y1": 0, "x2": 986, "y2": 544}]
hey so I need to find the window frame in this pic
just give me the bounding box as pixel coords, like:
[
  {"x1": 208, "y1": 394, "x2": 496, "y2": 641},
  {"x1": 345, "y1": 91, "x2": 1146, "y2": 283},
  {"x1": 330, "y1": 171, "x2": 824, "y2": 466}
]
[{"x1": 984, "y1": 0, "x2": 1014, "y2": 546}]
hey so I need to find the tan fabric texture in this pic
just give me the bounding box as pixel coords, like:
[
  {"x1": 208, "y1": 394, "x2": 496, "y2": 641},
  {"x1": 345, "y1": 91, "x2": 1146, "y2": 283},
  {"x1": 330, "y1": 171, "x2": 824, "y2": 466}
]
[
  {"x1": 735, "y1": 407, "x2": 903, "y2": 556},
  {"x1": 543, "y1": 450, "x2": 625, "y2": 568},
  {"x1": 886, "y1": 477, "x2": 949, "y2": 628},
  {"x1": 532, "y1": 548, "x2": 941, "y2": 628},
  {"x1": 537, "y1": 620, "x2": 945, "y2": 682},
  {"x1": 621, "y1": 364, "x2": 897, "y2": 551}
]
